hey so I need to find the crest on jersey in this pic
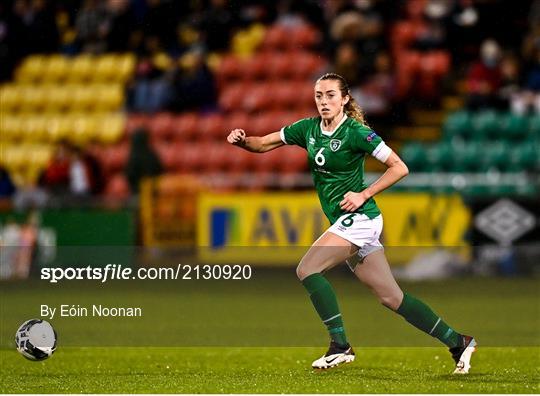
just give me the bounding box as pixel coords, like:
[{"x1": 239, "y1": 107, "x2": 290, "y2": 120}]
[{"x1": 330, "y1": 139, "x2": 341, "y2": 152}]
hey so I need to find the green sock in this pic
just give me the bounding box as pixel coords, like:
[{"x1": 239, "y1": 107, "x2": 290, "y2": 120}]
[
  {"x1": 302, "y1": 273, "x2": 348, "y2": 346},
  {"x1": 397, "y1": 293, "x2": 461, "y2": 348}
]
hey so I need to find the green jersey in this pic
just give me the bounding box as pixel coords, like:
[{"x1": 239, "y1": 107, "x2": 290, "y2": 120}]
[{"x1": 280, "y1": 115, "x2": 388, "y2": 224}]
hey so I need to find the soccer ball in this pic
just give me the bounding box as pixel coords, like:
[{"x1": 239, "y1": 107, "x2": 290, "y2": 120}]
[{"x1": 15, "y1": 319, "x2": 57, "y2": 361}]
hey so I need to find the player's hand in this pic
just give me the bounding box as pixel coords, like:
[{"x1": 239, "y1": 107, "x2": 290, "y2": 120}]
[
  {"x1": 227, "y1": 129, "x2": 246, "y2": 146},
  {"x1": 339, "y1": 191, "x2": 370, "y2": 212}
]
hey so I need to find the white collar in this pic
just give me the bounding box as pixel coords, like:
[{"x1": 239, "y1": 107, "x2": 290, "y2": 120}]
[{"x1": 320, "y1": 114, "x2": 348, "y2": 136}]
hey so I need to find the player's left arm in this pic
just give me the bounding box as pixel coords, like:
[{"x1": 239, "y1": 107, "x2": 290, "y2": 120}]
[{"x1": 340, "y1": 149, "x2": 409, "y2": 212}]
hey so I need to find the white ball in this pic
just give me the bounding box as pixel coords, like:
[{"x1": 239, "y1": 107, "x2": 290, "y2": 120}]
[{"x1": 15, "y1": 319, "x2": 57, "y2": 361}]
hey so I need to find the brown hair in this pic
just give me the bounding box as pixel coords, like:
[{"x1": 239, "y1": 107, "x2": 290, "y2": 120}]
[{"x1": 316, "y1": 72, "x2": 368, "y2": 126}]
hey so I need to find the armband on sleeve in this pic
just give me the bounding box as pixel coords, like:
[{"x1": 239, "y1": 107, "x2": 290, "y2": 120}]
[{"x1": 371, "y1": 142, "x2": 392, "y2": 163}]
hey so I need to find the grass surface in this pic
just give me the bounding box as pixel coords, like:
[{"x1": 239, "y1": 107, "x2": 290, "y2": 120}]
[
  {"x1": 0, "y1": 273, "x2": 539, "y2": 393},
  {"x1": 0, "y1": 346, "x2": 538, "y2": 393}
]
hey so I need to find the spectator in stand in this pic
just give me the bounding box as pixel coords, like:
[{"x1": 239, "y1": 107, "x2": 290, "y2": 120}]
[
  {"x1": 198, "y1": 0, "x2": 237, "y2": 53},
  {"x1": 125, "y1": 128, "x2": 163, "y2": 194},
  {"x1": 0, "y1": 216, "x2": 21, "y2": 279},
  {"x1": 69, "y1": 145, "x2": 103, "y2": 197},
  {"x1": 129, "y1": 54, "x2": 173, "y2": 113},
  {"x1": 168, "y1": 49, "x2": 217, "y2": 112},
  {"x1": 332, "y1": 42, "x2": 366, "y2": 87},
  {"x1": 352, "y1": 51, "x2": 395, "y2": 125},
  {"x1": 75, "y1": 0, "x2": 109, "y2": 53},
  {"x1": 465, "y1": 39, "x2": 502, "y2": 110},
  {"x1": 103, "y1": 0, "x2": 136, "y2": 52},
  {"x1": 41, "y1": 140, "x2": 71, "y2": 195},
  {"x1": 498, "y1": 54, "x2": 523, "y2": 113},
  {"x1": 0, "y1": 167, "x2": 16, "y2": 198}
]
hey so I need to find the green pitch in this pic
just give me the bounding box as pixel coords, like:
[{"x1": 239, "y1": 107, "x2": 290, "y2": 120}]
[
  {"x1": 1, "y1": 271, "x2": 539, "y2": 393},
  {"x1": 0, "y1": 346, "x2": 538, "y2": 393}
]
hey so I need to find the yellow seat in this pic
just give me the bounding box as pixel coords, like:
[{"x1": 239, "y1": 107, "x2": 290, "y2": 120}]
[
  {"x1": 93, "y1": 54, "x2": 118, "y2": 82},
  {"x1": 29, "y1": 145, "x2": 54, "y2": 168},
  {"x1": 68, "y1": 54, "x2": 94, "y2": 82},
  {"x1": 21, "y1": 115, "x2": 48, "y2": 142},
  {"x1": 70, "y1": 114, "x2": 97, "y2": 145},
  {"x1": 96, "y1": 113, "x2": 125, "y2": 144},
  {"x1": 0, "y1": 85, "x2": 23, "y2": 112},
  {"x1": 0, "y1": 116, "x2": 20, "y2": 141},
  {"x1": 45, "y1": 55, "x2": 70, "y2": 82},
  {"x1": 70, "y1": 85, "x2": 95, "y2": 111},
  {"x1": 116, "y1": 54, "x2": 136, "y2": 83},
  {"x1": 19, "y1": 86, "x2": 48, "y2": 112},
  {"x1": 45, "y1": 115, "x2": 72, "y2": 142},
  {"x1": 94, "y1": 84, "x2": 124, "y2": 111},
  {"x1": 44, "y1": 85, "x2": 71, "y2": 112},
  {"x1": 15, "y1": 55, "x2": 46, "y2": 83}
]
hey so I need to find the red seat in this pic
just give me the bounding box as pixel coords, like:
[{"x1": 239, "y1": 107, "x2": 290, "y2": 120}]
[
  {"x1": 267, "y1": 55, "x2": 294, "y2": 80},
  {"x1": 104, "y1": 173, "x2": 130, "y2": 199},
  {"x1": 223, "y1": 145, "x2": 252, "y2": 172},
  {"x1": 261, "y1": 25, "x2": 289, "y2": 50},
  {"x1": 242, "y1": 82, "x2": 271, "y2": 112},
  {"x1": 171, "y1": 112, "x2": 198, "y2": 140},
  {"x1": 288, "y1": 25, "x2": 320, "y2": 50},
  {"x1": 278, "y1": 146, "x2": 307, "y2": 173},
  {"x1": 253, "y1": 147, "x2": 282, "y2": 172},
  {"x1": 102, "y1": 143, "x2": 129, "y2": 173},
  {"x1": 203, "y1": 143, "x2": 229, "y2": 172},
  {"x1": 155, "y1": 142, "x2": 178, "y2": 171},
  {"x1": 219, "y1": 82, "x2": 248, "y2": 112},
  {"x1": 198, "y1": 113, "x2": 225, "y2": 140},
  {"x1": 216, "y1": 55, "x2": 244, "y2": 82},
  {"x1": 243, "y1": 53, "x2": 271, "y2": 80},
  {"x1": 126, "y1": 114, "x2": 150, "y2": 135},
  {"x1": 224, "y1": 112, "x2": 250, "y2": 133},
  {"x1": 290, "y1": 52, "x2": 324, "y2": 80},
  {"x1": 149, "y1": 112, "x2": 175, "y2": 142}
]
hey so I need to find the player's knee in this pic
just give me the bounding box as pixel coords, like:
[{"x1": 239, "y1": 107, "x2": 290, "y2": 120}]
[
  {"x1": 296, "y1": 262, "x2": 315, "y2": 281},
  {"x1": 379, "y1": 294, "x2": 402, "y2": 311}
]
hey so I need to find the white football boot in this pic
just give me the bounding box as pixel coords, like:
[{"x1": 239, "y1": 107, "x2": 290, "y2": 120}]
[
  {"x1": 450, "y1": 335, "x2": 477, "y2": 374},
  {"x1": 312, "y1": 341, "x2": 355, "y2": 369}
]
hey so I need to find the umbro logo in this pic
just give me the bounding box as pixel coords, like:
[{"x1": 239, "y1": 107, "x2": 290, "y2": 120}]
[{"x1": 309, "y1": 137, "x2": 315, "y2": 145}]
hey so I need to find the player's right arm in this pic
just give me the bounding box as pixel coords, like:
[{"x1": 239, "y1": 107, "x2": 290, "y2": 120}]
[{"x1": 226, "y1": 129, "x2": 284, "y2": 153}]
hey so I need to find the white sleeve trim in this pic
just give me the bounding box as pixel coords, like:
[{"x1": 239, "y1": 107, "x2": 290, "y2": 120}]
[
  {"x1": 280, "y1": 127, "x2": 288, "y2": 144},
  {"x1": 371, "y1": 142, "x2": 392, "y2": 163}
]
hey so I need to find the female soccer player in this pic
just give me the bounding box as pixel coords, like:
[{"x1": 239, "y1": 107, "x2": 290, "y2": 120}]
[{"x1": 226, "y1": 73, "x2": 476, "y2": 374}]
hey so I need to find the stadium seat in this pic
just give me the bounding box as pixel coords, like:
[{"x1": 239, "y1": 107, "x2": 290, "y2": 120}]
[
  {"x1": 528, "y1": 114, "x2": 540, "y2": 136},
  {"x1": 289, "y1": 52, "x2": 325, "y2": 80},
  {"x1": 202, "y1": 143, "x2": 229, "y2": 172},
  {"x1": 93, "y1": 54, "x2": 118, "y2": 82},
  {"x1": 96, "y1": 113, "x2": 125, "y2": 144},
  {"x1": 443, "y1": 110, "x2": 472, "y2": 141},
  {"x1": 267, "y1": 55, "x2": 294, "y2": 80},
  {"x1": 278, "y1": 146, "x2": 307, "y2": 173},
  {"x1": 71, "y1": 115, "x2": 97, "y2": 145},
  {"x1": 71, "y1": 85, "x2": 95, "y2": 111},
  {"x1": 426, "y1": 142, "x2": 452, "y2": 171},
  {"x1": 0, "y1": 85, "x2": 22, "y2": 112},
  {"x1": 288, "y1": 24, "x2": 320, "y2": 50},
  {"x1": 16, "y1": 55, "x2": 46, "y2": 83},
  {"x1": 243, "y1": 54, "x2": 270, "y2": 80},
  {"x1": 242, "y1": 82, "x2": 271, "y2": 112},
  {"x1": 499, "y1": 112, "x2": 529, "y2": 140},
  {"x1": 198, "y1": 113, "x2": 225, "y2": 140},
  {"x1": 148, "y1": 113, "x2": 175, "y2": 141},
  {"x1": 508, "y1": 143, "x2": 537, "y2": 172},
  {"x1": 45, "y1": 55, "x2": 69, "y2": 82},
  {"x1": 400, "y1": 143, "x2": 427, "y2": 172},
  {"x1": 171, "y1": 112, "x2": 198, "y2": 140},
  {"x1": 479, "y1": 142, "x2": 508, "y2": 171},
  {"x1": 102, "y1": 143, "x2": 129, "y2": 173},
  {"x1": 45, "y1": 115, "x2": 72, "y2": 143},
  {"x1": 21, "y1": 115, "x2": 48, "y2": 142},
  {"x1": 223, "y1": 112, "x2": 250, "y2": 133},
  {"x1": 261, "y1": 25, "x2": 289, "y2": 50},
  {"x1": 126, "y1": 113, "x2": 150, "y2": 135},
  {"x1": 451, "y1": 142, "x2": 481, "y2": 172},
  {"x1": 43, "y1": 85, "x2": 71, "y2": 112},
  {"x1": 471, "y1": 110, "x2": 500, "y2": 140},
  {"x1": 93, "y1": 84, "x2": 124, "y2": 112},
  {"x1": 68, "y1": 54, "x2": 94, "y2": 82},
  {"x1": 219, "y1": 82, "x2": 248, "y2": 112},
  {"x1": 104, "y1": 173, "x2": 130, "y2": 199},
  {"x1": 216, "y1": 55, "x2": 244, "y2": 83},
  {"x1": 155, "y1": 142, "x2": 178, "y2": 171}
]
